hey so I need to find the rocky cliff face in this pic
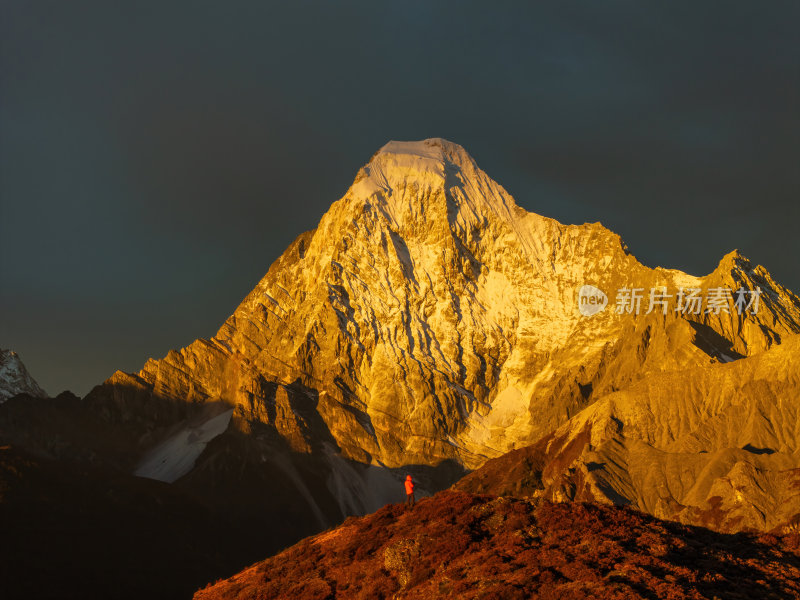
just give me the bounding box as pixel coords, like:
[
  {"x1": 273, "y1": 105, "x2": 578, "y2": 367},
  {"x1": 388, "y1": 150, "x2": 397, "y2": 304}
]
[
  {"x1": 0, "y1": 349, "x2": 47, "y2": 402},
  {"x1": 456, "y1": 334, "x2": 800, "y2": 532},
  {"x1": 122, "y1": 138, "x2": 800, "y2": 476}
]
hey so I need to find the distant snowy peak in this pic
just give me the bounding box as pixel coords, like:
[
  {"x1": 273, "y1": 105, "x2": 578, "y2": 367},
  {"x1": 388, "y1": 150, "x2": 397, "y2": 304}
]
[{"x1": 0, "y1": 349, "x2": 47, "y2": 402}]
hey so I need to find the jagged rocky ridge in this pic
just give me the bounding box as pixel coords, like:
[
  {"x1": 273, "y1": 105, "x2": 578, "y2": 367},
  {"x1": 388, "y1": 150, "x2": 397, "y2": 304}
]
[{"x1": 456, "y1": 334, "x2": 800, "y2": 533}]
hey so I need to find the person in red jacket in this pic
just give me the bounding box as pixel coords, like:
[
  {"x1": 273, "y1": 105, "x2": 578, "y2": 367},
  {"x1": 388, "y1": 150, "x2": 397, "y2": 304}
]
[{"x1": 404, "y1": 474, "x2": 415, "y2": 508}]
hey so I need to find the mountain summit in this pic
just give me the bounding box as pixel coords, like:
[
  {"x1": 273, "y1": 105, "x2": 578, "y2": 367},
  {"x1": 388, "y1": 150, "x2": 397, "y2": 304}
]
[
  {"x1": 354, "y1": 139, "x2": 524, "y2": 227},
  {"x1": 125, "y1": 138, "x2": 800, "y2": 474}
]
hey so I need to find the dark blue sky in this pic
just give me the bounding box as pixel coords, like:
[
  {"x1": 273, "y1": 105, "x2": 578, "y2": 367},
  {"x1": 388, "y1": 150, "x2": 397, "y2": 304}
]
[{"x1": 1, "y1": 1, "x2": 798, "y2": 395}]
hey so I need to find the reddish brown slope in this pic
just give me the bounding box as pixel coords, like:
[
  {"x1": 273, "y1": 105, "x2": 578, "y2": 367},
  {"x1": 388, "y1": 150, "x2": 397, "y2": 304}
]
[{"x1": 195, "y1": 491, "x2": 800, "y2": 600}]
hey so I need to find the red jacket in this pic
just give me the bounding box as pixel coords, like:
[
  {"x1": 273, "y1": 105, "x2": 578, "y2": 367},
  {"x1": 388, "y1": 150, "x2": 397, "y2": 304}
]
[{"x1": 404, "y1": 476, "x2": 414, "y2": 494}]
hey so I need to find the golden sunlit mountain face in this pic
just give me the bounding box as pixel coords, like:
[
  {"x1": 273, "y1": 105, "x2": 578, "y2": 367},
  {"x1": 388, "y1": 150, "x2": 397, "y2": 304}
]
[{"x1": 2, "y1": 139, "x2": 799, "y2": 599}]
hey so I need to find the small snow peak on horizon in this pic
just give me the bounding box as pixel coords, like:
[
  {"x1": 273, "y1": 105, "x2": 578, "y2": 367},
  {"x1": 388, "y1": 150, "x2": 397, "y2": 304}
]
[{"x1": 0, "y1": 348, "x2": 48, "y2": 401}]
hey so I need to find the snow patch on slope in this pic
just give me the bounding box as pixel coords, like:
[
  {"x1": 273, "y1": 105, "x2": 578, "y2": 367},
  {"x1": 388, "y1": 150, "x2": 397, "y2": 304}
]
[
  {"x1": 379, "y1": 139, "x2": 447, "y2": 162},
  {"x1": 135, "y1": 408, "x2": 234, "y2": 483},
  {"x1": 657, "y1": 267, "x2": 704, "y2": 289}
]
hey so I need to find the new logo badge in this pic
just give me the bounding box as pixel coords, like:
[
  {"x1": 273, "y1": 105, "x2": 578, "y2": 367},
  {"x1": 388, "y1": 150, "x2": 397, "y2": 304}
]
[{"x1": 578, "y1": 285, "x2": 608, "y2": 317}]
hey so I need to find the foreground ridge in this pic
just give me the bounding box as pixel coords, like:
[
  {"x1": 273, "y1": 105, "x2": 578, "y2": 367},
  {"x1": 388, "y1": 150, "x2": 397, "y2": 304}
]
[{"x1": 195, "y1": 491, "x2": 800, "y2": 600}]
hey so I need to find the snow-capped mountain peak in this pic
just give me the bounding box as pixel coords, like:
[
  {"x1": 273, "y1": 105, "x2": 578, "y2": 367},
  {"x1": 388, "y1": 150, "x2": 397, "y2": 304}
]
[
  {"x1": 0, "y1": 349, "x2": 47, "y2": 402},
  {"x1": 120, "y1": 139, "x2": 800, "y2": 473},
  {"x1": 352, "y1": 137, "x2": 524, "y2": 234}
]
